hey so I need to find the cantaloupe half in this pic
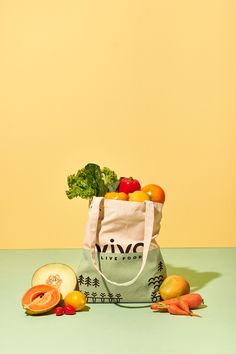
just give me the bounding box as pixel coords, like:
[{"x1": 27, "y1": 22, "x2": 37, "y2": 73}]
[
  {"x1": 22, "y1": 284, "x2": 61, "y2": 315},
  {"x1": 31, "y1": 263, "x2": 77, "y2": 299}
]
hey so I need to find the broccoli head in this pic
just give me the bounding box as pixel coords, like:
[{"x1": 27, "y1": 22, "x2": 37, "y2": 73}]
[{"x1": 66, "y1": 163, "x2": 119, "y2": 200}]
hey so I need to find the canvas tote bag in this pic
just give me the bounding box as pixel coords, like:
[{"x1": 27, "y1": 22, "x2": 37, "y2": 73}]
[{"x1": 77, "y1": 196, "x2": 166, "y2": 303}]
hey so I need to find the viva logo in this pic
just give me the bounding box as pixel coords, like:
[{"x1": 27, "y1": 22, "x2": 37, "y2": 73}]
[{"x1": 95, "y1": 238, "x2": 144, "y2": 253}]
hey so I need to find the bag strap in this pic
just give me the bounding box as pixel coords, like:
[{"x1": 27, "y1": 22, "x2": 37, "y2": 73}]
[{"x1": 87, "y1": 197, "x2": 155, "y2": 287}]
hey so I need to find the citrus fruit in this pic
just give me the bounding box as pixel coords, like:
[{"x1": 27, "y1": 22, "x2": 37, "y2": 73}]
[
  {"x1": 159, "y1": 275, "x2": 190, "y2": 300},
  {"x1": 64, "y1": 290, "x2": 86, "y2": 311},
  {"x1": 128, "y1": 191, "x2": 150, "y2": 202},
  {"x1": 104, "y1": 192, "x2": 128, "y2": 200},
  {"x1": 141, "y1": 184, "x2": 165, "y2": 203}
]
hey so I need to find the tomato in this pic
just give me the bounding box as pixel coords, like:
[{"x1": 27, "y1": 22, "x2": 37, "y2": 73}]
[
  {"x1": 54, "y1": 306, "x2": 64, "y2": 316},
  {"x1": 128, "y1": 191, "x2": 150, "y2": 202},
  {"x1": 64, "y1": 291, "x2": 86, "y2": 311},
  {"x1": 104, "y1": 192, "x2": 128, "y2": 200},
  {"x1": 159, "y1": 275, "x2": 190, "y2": 300},
  {"x1": 118, "y1": 177, "x2": 141, "y2": 194},
  {"x1": 141, "y1": 184, "x2": 165, "y2": 203},
  {"x1": 63, "y1": 304, "x2": 76, "y2": 315}
]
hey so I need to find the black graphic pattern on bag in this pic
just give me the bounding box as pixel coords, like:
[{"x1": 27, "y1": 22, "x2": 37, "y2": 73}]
[
  {"x1": 82, "y1": 291, "x2": 123, "y2": 303},
  {"x1": 157, "y1": 261, "x2": 164, "y2": 272},
  {"x1": 92, "y1": 278, "x2": 100, "y2": 288},
  {"x1": 151, "y1": 290, "x2": 161, "y2": 303},
  {"x1": 78, "y1": 274, "x2": 123, "y2": 303},
  {"x1": 148, "y1": 262, "x2": 165, "y2": 302},
  {"x1": 149, "y1": 281, "x2": 162, "y2": 302},
  {"x1": 148, "y1": 275, "x2": 164, "y2": 289},
  {"x1": 79, "y1": 275, "x2": 100, "y2": 288},
  {"x1": 78, "y1": 275, "x2": 85, "y2": 285},
  {"x1": 84, "y1": 276, "x2": 92, "y2": 287}
]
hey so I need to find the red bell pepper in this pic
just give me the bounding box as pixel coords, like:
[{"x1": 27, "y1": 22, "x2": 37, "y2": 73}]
[{"x1": 118, "y1": 177, "x2": 141, "y2": 194}]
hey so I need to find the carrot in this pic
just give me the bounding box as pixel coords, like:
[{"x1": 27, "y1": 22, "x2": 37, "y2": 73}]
[
  {"x1": 167, "y1": 304, "x2": 189, "y2": 316},
  {"x1": 177, "y1": 299, "x2": 201, "y2": 318},
  {"x1": 178, "y1": 299, "x2": 191, "y2": 313},
  {"x1": 151, "y1": 298, "x2": 179, "y2": 311},
  {"x1": 151, "y1": 293, "x2": 203, "y2": 311},
  {"x1": 151, "y1": 303, "x2": 168, "y2": 311},
  {"x1": 179, "y1": 293, "x2": 203, "y2": 309}
]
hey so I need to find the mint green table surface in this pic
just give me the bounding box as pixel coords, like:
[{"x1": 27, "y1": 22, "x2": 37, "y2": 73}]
[{"x1": 0, "y1": 248, "x2": 235, "y2": 354}]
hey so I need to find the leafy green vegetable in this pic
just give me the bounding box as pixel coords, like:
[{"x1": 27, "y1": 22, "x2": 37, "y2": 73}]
[
  {"x1": 66, "y1": 163, "x2": 119, "y2": 200},
  {"x1": 101, "y1": 167, "x2": 120, "y2": 192}
]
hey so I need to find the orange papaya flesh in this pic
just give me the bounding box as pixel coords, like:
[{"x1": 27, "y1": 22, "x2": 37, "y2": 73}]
[{"x1": 22, "y1": 284, "x2": 61, "y2": 315}]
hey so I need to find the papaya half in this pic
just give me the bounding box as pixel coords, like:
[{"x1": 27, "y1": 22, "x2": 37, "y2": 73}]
[{"x1": 21, "y1": 284, "x2": 61, "y2": 315}]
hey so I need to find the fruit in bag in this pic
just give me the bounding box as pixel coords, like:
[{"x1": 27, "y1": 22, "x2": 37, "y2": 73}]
[{"x1": 141, "y1": 184, "x2": 165, "y2": 203}]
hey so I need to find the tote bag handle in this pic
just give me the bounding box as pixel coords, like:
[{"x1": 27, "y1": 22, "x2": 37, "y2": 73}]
[{"x1": 87, "y1": 197, "x2": 156, "y2": 287}]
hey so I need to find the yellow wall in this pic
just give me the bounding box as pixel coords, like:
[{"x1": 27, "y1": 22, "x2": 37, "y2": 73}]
[{"x1": 1, "y1": 1, "x2": 236, "y2": 249}]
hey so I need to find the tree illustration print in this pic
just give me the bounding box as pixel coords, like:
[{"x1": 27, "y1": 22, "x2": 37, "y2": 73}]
[
  {"x1": 158, "y1": 261, "x2": 164, "y2": 272},
  {"x1": 100, "y1": 293, "x2": 106, "y2": 303},
  {"x1": 84, "y1": 291, "x2": 90, "y2": 300},
  {"x1": 84, "y1": 276, "x2": 92, "y2": 287},
  {"x1": 108, "y1": 293, "x2": 114, "y2": 303},
  {"x1": 78, "y1": 275, "x2": 84, "y2": 285},
  {"x1": 91, "y1": 292, "x2": 97, "y2": 303},
  {"x1": 115, "y1": 294, "x2": 122, "y2": 303},
  {"x1": 92, "y1": 278, "x2": 100, "y2": 288}
]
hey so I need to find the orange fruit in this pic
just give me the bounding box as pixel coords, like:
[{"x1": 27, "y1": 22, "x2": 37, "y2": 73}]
[
  {"x1": 104, "y1": 192, "x2": 128, "y2": 200},
  {"x1": 141, "y1": 184, "x2": 165, "y2": 203},
  {"x1": 64, "y1": 290, "x2": 86, "y2": 311},
  {"x1": 128, "y1": 191, "x2": 150, "y2": 202},
  {"x1": 159, "y1": 275, "x2": 190, "y2": 300}
]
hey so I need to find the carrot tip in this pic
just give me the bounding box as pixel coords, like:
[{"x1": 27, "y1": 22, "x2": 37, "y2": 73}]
[{"x1": 190, "y1": 312, "x2": 202, "y2": 318}]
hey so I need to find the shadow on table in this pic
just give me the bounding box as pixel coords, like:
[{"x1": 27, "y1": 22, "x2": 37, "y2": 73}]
[{"x1": 165, "y1": 263, "x2": 221, "y2": 291}]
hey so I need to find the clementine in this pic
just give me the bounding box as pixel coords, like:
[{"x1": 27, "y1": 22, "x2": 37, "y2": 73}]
[
  {"x1": 128, "y1": 191, "x2": 150, "y2": 202},
  {"x1": 104, "y1": 192, "x2": 128, "y2": 200}
]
